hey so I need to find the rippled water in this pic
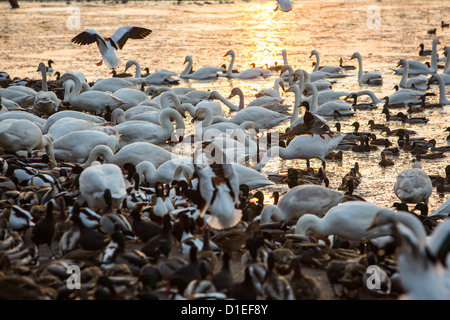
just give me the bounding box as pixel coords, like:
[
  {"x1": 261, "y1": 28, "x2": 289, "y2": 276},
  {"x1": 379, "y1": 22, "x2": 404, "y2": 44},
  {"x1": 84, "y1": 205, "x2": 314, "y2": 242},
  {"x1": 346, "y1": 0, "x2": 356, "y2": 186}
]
[{"x1": 1, "y1": 0, "x2": 449, "y2": 212}]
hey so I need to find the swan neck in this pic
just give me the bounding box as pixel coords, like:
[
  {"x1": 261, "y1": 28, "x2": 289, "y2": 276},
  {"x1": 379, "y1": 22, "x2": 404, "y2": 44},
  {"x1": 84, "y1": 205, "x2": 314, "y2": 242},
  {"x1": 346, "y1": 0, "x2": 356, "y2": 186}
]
[
  {"x1": 260, "y1": 205, "x2": 284, "y2": 224},
  {"x1": 112, "y1": 108, "x2": 126, "y2": 124},
  {"x1": 227, "y1": 52, "x2": 236, "y2": 77},
  {"x1": 136, "y1": 161, "x2": 156, "y2": 183},
  {"x1": 214, "y1": 92, "x2": 240, "y2": 111},
  {"x1": 436, "y1": 75, "x2": 450, "y2": 104},
  {"x1": 252, "y1": 146, "x2": 279, "y2": 171},
  {"x1": 400, "y1": 61, "x2": 409, "y2": 86},
  {"x1": 306, "y1": 83, "x2": 319, "y2": 112},
  {"x1": 290, "y1": 86, "x2": 301, "y2": 125},
  {"x1": 82, "y1": 145, "x2": 114, "y2": 168},
  {"x1": 181, "y1": 57, "x2": 193, "y2": 77},
  {"x1": 313, "y1": 51, "x2": 319, "y2": 72},
  {"x1": 295, "y1": 215, "x2": 323, "y2": 235},
  {"x1": 357, "y1": 55, "x2": 363, "y2": 81},
  {"x1": 40, "y1": 65, "x2": 48, "y2": 92},
  {"x1": 129, "y1": 60, "x2": 141, "y2": 78}
]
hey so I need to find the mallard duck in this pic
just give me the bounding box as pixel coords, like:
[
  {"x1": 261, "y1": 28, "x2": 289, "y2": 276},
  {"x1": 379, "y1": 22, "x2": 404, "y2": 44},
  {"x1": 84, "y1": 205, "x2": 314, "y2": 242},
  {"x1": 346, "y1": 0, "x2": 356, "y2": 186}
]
[
  {"x1": 379, "y1": 152, "x2": 395, "y2": 167},
  {"x1": 31, "y1": 200, "x2": 55, "y2": 256},
  {"x1": 230, "y1": 265, "x2": 259, "y2": 300},
  {"x1": 141, "y1": 214, "x2": 173, "y2": 262},
  {"x1": 209, "y1": 220, "x2": 260, "y2": 257},
  {"x1": 169, "y1": 246, "x2": 204, "y2": 294},
  {"x1": 290, "y1": 257, "x2": 321, "y2": 300},
  {"x1": 197, "y1": 228, "x2": 218, "y2": 277},
  {"x1": 211, "y1": 252, "x2": 234, "y2": 295},
  {"x1": 1, "y1": 204, "x2": 35, "y2": 233},
  {"x1": 262, "y1": 252, "x2": 295, "y2": 300},
  {"x1": 129, "y1": 204, "x2": 161, "y2": 242}
]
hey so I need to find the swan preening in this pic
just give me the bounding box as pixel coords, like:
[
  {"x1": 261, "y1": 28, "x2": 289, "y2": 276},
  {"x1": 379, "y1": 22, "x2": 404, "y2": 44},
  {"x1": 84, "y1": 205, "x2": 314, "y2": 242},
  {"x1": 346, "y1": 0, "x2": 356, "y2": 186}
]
[{"x1": 71, "y1": 26, "x2": 152, "y2": 69}]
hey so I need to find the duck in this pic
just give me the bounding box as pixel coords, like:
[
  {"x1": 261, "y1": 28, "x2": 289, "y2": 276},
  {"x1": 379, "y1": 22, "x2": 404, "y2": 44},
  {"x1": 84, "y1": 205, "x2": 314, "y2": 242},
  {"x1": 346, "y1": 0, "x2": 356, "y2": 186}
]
[
  {"x1": 262, "y1": 251, "x2": 295, "y2": 300},
  {"x1": 1, "y1": 204, "x2": 35, "y2": 233},
  {"x1": 33, "y1": 63, "x2": 60, "y2": 115},
  {"x1": 418, "y1": 43, "x2": 432, "y2": 56},
  {"x1": 279, "y1": 106, "x2": 334, "y2": 140},
  {"x1": 230, "y1": 265, "x2": 260, "y2": 300},
  {"x1": 0, "y1": 119, "x2": 56, "y2": 164},
  {"x1": 31, "y1": 200, "x2": 55, "y2": 256},
  {"x1": 78, "y1": 163, "x2": 127, "y2": 211},
  {"x1": 211, "y1": 252, "x2": 234, "y2": 295},
  {"x1": 115, "y1": 108, "x2": 185, "y2": 147},
  {"x1": 53, "y1": 130, "x2": 118, "y2": 163},
  {"x1": 209, "y1": 220, "x2": 261, "y2": 257},
  {"x1": 197, "y1": 228, "x2": 219, "y2": 277},
  {"x1": 379, "y1": 152, "x2": 395, "y2": 167},
  {"x1": 60, "y1": 73, "x2": 127, "y2": 114},
  {"x1": 251, "y1": 132, "x2": 345, "y2": 171},
  {"x1": 398, "y1": 59, "x2": 429, "y2": 91},
  {"x1": 223, "y1": 50, "x2": 271, "y2": 79},
  {"x1": 290, "y1": 257, "x2": 321, "y2": 300},
  {"x1": 394, "y1": 163, "x2": 433, "y2": 205},
  {"x1": 128, "y1": 204, "x2": 161, "y2": 242},
  {"x1": 339, "y1": 57, "x2": 356, "y2": 71},
  {"x1": 295, "y1": 201, "x2": 397, "y2": 242},
  {"x1": 71, "y1": 26, "x2": 152, "y2": 69},
  {"x1": 180, "y1": 55, "x2": 225, "y2": 80},
  {"x1": 259, "y1": 185, "x2": 353, "y2": 224},
  {"x1": 168, "y1": 246, "x2": 204, "y2": 294},
  {"x1": 81, "y1": 141, "x2": 178, "y2": 169},
  {"x1": 350, "y1": 52, "x2": 383, "y2": 85},
  {"x1": 140, "y1": 214, "x2": 173, "y2": 262}
]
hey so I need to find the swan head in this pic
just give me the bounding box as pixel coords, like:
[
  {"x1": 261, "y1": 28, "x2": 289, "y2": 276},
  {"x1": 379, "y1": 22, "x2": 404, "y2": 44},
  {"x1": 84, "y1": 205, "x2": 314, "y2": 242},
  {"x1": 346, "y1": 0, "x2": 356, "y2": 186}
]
[
  {"x1": 184, "y1": 56, "x2": 193, "y2": 65},
  {"x1": 37, "y1": 62, "x2": 46, "y2": 73},
  {"x1": 350, "y1": 52, "x2": 361, "y2": 61},
  {"x1": 227, "y1": 87, "x2": 242, "y2": 99},
  {"x1": 224, "y1": 50, "x2": 234, "y2": 57}
]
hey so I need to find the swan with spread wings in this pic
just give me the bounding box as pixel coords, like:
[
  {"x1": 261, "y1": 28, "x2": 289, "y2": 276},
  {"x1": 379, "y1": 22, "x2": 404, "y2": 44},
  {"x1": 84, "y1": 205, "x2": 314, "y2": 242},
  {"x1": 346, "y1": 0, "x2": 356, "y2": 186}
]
[{"x1": 71, "y1": 26, "x2": 152, "y2": 69}]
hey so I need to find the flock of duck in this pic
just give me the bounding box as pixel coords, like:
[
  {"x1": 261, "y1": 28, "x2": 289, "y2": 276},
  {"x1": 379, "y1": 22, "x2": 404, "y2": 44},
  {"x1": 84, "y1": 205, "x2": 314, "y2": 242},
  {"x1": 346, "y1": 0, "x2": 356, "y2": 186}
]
[{"x1": 0, "y1": 24, "x2": 450, "y2": 300}]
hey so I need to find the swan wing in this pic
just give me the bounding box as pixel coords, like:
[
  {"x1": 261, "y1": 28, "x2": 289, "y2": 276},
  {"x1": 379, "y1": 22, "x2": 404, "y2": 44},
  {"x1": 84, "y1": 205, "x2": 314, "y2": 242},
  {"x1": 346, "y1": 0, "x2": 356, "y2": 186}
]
[
  {"x1": 72, "y1": 29, "x2": 107, "y2": 47},
  {"x1": 110, "y1": 26, "x2": 152, "y2": 50}
]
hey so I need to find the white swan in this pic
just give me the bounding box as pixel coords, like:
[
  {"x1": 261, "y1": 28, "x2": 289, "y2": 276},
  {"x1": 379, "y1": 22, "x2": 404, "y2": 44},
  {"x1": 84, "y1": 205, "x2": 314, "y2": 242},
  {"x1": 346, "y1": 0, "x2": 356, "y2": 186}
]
[
  {"x1": 180, "y1": 55, "x2": 225, "y2": 80},
  {"x1": 89, "y1": 78, "x2": 136, "y2": 92},
  {"x1": 71, "y1": 27, "x2": 152, "y2": 69},
  {"x1": 251, "y1": 132, "x2": 345, "y2": 171},
  {"x1": 394, "y1": 222, "x2": 450, "y2": 300},
  {"x1": 143, "y1": 69, "x2": 180, "y2": 85},
  {"x1": 53, "y1": 130, "x2": 119, "y2": 163},
  {"x1": 79, "y1": 163, "x2": 127, "y2": 211},
  {"x1": 194, "y1": 154, "x2": 242, "y2": 230},
  {"x1": 61, "y1": 73, "x2": 127, "y2": 114},
  {"x1": 428, "y1": 74, "x2": 450, "y2": 105},
  {"x1": 33, "y1": 62, "x2": 60, "y2": 115},
  {"x1": 350, "y1": 52, "x2": 383, "y2": 85},
  {"x1": 211, "y1": 105, "x2": 289, "y2": 130},
  {"x1": 40, "y1": 110, "x2": 106, "y2": 134},
  {"x1": 394, "y1": 163, "x2": 433, "y2": 205},
  {"x1": 223, "y1": 50, "x2": 271, "y2": 79},
  {"x1": 135, "y1": 158, "x2": 193, "y2": 186},
  {"x1": 0, "y1": 119, "x2": 55, "y2": 163},
  {"x1": 274, "y1": 0, "x2": 294, "y2": 12},
  {"x1": 0, "y1": 111, "x2": 46, "y2": 128},
  {"x1": 256, "y1": 77, "x2": 284, "y2": 99},
  {"x1": 260, "y1": 185, "x2": 348, "y2": 224},
  {"x1": 347, "y1": 90, "x2": 385, "y2": 105},
  {"x1": 310, "y1": 50, "x2": 344, "y2": 74},
  {"x1": 394, "y1": 39, "x2": 440, "y2": 75},
  {"x1": 302, "y1": 83, "x2": 355, "y2": 117},
  {"x1": 0, "y1": 88, "x2": 35, "y2": 108},
  {"x1": 428, "y1": 196, "x2": 450, "y2": 219},
  {"x1": 81, "y1": 141, "x2": 178, "y2": 169},
  {"x1": 295, "y1": 201, "x2": 398, "y2": 242},
  {"x1": 47, "y1": 117, "x2": 108, "y2": 140},
  {"x1": 114, "y1": 108, "x2": 185, "y2": 147},
  {"x1": 398, "y1": 59, "x2": 428, "y2": 90},
  {"x1": 112, "y1": 87, "x2": 151, "y2": 110}
]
